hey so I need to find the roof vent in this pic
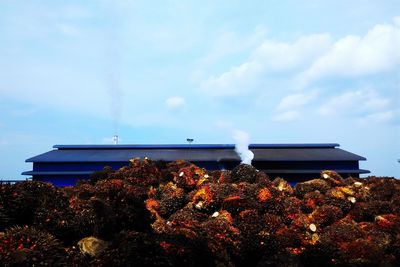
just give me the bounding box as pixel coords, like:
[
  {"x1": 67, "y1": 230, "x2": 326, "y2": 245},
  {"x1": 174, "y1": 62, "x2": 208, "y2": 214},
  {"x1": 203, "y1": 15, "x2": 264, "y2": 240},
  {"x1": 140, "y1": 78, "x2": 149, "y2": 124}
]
[{"x1": 113, "y1": 135, "x2": 119, "y2": 145}]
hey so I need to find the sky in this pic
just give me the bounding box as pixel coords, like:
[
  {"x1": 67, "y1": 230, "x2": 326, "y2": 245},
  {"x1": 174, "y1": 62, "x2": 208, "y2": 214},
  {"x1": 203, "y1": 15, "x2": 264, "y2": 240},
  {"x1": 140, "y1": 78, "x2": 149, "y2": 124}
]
[{"x1": 0, "y1": 0, "x2": 399, "y2": 179}]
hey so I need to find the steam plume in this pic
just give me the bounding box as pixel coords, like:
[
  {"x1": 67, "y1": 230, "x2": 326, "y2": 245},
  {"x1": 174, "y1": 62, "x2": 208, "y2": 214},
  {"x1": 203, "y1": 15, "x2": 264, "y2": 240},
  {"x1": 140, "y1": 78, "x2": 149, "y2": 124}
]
[
  {"x1": 105, "y1": 15, "x2": 123, "y2": 138},
  {"x1": 106, "y1": 70, "x2": 122, "y2": 136},
  {"x1": 232, "y1": 129, "x2": 254, "y2": 165}
]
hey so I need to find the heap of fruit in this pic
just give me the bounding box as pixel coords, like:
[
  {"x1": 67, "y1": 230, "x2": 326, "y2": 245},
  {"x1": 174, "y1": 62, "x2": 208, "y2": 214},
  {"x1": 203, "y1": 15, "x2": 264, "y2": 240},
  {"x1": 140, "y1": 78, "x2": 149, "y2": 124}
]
[{"x1": 1, "y1": 158, "x2": 399, "y2": 266}]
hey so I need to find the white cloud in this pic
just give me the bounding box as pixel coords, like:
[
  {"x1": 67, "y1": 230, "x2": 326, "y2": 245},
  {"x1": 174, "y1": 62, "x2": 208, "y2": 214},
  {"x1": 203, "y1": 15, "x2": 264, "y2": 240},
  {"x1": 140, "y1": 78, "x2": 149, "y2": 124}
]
[
  {"x1": 200, "y1": 26, "x2": 267, "y2": 65},
  {"x1": 273, "y1": 91, "x2": 318, "y2": 122},
  {"x1": 201, "y1": 34, "x2": 331, "y2": 97},
  {"x1": 299, "y1": 19, "x2": 400, "y2": 86},
  {"x1": 318, "y1": 89, "x2": 391, "y2": 117},
  {"x1": 273, "y1": 110, "x2": 300, "y2": 122},
  {"x1": 165, "y1": 96, "x2": 186, "y2": 109},
  {"x1": 201, "y1": 18, "x2": 400, "y2": 97},
  {"x1": 394, "y1": 16, "x2": 400, "y2": 26},
  {"x1": 277, "y1": 91, "x2": 318, "y2": 111},
  {"x1": 360, "y1": 110, "x2": 397, "y2": 124},
  {"x1": 251, "y1": 34, "x2": 331, "y2": 71},
  {"x1": 200, "y1": 62, "x2": 262, "y2": 97}
]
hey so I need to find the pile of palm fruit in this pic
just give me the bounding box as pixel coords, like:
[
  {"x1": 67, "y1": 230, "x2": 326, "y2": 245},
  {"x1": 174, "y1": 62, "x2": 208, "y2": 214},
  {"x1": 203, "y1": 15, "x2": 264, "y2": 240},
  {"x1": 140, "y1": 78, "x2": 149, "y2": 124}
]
[{"x1": 1, "y1": 158, "x2": 400, "y2": 266}]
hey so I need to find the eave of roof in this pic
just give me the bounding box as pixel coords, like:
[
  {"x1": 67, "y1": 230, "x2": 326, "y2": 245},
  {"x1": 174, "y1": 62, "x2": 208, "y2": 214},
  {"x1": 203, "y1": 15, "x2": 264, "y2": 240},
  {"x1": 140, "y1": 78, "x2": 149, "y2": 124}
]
[{"x1": 53, "y1": 143, "x2": 340, "y2": 150}]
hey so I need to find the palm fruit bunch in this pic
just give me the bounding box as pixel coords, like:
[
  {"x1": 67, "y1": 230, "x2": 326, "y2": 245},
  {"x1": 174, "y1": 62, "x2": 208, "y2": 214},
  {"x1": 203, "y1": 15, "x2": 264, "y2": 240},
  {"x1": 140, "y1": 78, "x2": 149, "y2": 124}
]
[
  {"x1": 229, "y1": 164, "x2": 258, "y2": 183},
  {"x1": 32, "y1": 195, "x2": 77, "y2": 245},
  {"x1": 1, "y1": 161, "x2": 400, "y2": 266},
  {"x1": 295, "y1": 178, "x2": 331, "y2": 198},
  {"x1": 0, "y1": 181, "x2": 64, "y2": 226},
  {"x1": 111, "y1": 157, "x2": 163, "y2": 187},
  {"x1": 0, "y1": 183, "x2": 13, "y2": 231},
  {"x1": 0, "y1": 207, "x2": 9, "y2": 231},
  {"x1": 0, "y1": 226, "x2": 67, "y2": 266},
  {"x1": 147, "y1": 182, "x2": 187, "y2": 218},
  {"x1": 88, "y1": 166, "x2": 114, "y2": 184},
  {"x1": 64, "y1": 178, "x2": 152, "y2": 241},
  {"x1": 93, "y1": 230, "x2": 213, "y2": 267}
]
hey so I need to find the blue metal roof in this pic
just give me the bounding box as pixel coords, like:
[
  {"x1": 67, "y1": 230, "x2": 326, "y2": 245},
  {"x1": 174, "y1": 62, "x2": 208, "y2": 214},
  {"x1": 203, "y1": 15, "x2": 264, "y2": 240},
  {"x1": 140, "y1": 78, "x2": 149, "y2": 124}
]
[
  {"x1": 53, "y1": 143, "x2": 340, "y2": 150},
  {"x1": 26, "y1": 145, "x2": 365, "y2": 163}
]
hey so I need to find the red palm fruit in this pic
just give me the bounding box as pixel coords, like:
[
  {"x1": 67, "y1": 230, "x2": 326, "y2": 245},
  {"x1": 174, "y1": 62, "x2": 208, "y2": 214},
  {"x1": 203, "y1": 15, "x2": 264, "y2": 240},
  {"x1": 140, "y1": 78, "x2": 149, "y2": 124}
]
[
  {"x1": 309, "y1": 205, "x2": 344, "y2": 227},
  {"x1": 295, "y1": 179, "x2": 331, "y2": 198},
  {"x1": 320, "y1": 170, "x2": 344, "y2": 186},
  {"x1": 0, "y1": 226, "x2": 66, "y2": 266},
  {"x1": 230, "y1": 164, "x2": 258, "y2": 184}
]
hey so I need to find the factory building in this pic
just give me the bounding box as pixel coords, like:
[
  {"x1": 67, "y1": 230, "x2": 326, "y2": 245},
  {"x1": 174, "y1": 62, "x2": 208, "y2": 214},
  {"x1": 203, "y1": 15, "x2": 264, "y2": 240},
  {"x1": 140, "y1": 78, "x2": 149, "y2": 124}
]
[{"x1": 22, "y1": 143, "x2": 369, "y2": 186}]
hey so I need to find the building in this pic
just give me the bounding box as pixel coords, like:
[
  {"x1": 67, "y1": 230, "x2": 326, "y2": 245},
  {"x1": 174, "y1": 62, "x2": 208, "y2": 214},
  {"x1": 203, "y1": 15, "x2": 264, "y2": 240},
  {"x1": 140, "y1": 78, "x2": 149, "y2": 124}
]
[{"x1": 22, "y1": 143, "x2": 369, "y2": 186}]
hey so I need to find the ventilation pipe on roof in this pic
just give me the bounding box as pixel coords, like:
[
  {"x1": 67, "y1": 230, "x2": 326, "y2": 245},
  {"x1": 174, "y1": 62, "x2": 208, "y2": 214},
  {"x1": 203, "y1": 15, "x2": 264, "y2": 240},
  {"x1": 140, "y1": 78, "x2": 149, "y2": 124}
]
[
  {"x1": 186, "y1": 138, "x2": 194, "y2": 145},
  {"x1": 113, "y1": 135, "x2": 119, "y2": 145}
]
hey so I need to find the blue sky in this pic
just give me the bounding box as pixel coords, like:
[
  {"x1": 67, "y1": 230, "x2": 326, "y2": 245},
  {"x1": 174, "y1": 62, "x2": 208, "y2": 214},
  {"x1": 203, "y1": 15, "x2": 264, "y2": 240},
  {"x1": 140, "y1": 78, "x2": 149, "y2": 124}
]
[{"x1": 0, "y1": 0, "x2": 399, "y2": 179}]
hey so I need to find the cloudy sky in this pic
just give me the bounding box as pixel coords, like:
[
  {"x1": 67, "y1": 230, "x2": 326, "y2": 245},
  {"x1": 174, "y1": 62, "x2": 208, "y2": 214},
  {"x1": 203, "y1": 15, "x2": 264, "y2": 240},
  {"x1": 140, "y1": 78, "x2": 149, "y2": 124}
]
[{"x1": 0, "y1": 0, "x2": 399, "y2": 179}]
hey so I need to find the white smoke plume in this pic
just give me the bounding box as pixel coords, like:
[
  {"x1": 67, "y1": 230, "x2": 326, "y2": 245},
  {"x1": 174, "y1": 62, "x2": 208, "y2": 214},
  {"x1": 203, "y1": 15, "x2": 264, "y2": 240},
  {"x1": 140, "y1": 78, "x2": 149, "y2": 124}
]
[
  {"x1": 232, "y1": 129, "x2": 254, "y2": 165},
  {"x1": 106, "y1": 70, "x2": 122, "y2": 136},
  {"x1": 105, "y1": 13, "x2": 123, "y2": 137}
]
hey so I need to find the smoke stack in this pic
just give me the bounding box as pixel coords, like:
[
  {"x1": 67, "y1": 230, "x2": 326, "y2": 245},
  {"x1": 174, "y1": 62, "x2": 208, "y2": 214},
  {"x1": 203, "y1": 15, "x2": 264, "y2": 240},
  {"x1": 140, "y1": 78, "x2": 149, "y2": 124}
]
[{"x1": 113, "y1": 135, "x2": 119, "y2": 145}]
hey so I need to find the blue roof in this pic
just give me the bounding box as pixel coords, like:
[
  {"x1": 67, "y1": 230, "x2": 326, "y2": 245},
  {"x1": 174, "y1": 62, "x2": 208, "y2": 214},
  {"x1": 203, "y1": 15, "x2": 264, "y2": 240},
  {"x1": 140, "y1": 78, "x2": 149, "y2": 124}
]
[
  {"x1": 53, "y1": 143, "x2": 340, "y2": 150},
  {"x1": 26, "y1": 144, "x2": 365, "y2": 163}
]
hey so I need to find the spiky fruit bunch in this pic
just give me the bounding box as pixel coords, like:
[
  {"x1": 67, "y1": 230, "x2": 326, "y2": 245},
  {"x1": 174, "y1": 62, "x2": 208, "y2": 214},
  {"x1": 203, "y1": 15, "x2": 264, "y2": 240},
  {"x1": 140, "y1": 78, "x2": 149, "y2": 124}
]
[
  {"x1": 366, "y1": 177, "x2": 399, "y2": 201},
  {"x1": 271, "y1": 177, "x2": 295, "y2": 197},
  {"x1": 31, "y1": 186, "x2": 75, "y2": 244},
  {"x1": 63, "y1": 245, "x2": 92, "y2": 267},
  {"x1": 234, "y1": 209, "x2": 265, "y2": 265},
  {"x1": 1, "y1": 162, "x2": 399, "y2": 266},
  {"x1": 320, "y1": 170, "x2": 344, "y2": 186},
  {"x1": 164, "y1": 206, "x2": 209, "y2": 237},
  {"x1": 309, "y1": 205, "x2": 344, "y2": 227},
  {"x1": 198, "y1": 210, "x2": 240, "y2": 266},
  {"x1": 67, "y1": 177, "x2": 152, "y2": 239},
  {"x1": 172, "y1": 164, "x2": 208, "y2": 192},
  {"x1": 89, "y1": 166, "x2": 114, "y2": 184},
  {"x1": 349, "y1": 200, "x2": 392, "y2": 222},
  {"x1": 295, "y1": 179, "x2": 331, "y2": 198},
  {"x1": 94, "y1": 230, "x2": 214, "y2": 267},
  {"x1": 315, "y1": 221, "x2": 388, "y2": 266},
  {"x1": 230, "y1": 164, "x2": 258, "y2": 184},
  {"x1": 0, "y1": 226, "x2": 66, "y2": 266},
  {"x1": 33, "y1": 205, "x2": 77, "y2": 245},
  {"x1": 148, "y1": 182, "x2": 187, "y2": 218},
  {"x1": 0, "y1": 206, "x2": 10, "y2": 231},
  {"x1": 110, "y1": 158, "x2": 162, "y2": 186},
  {"x1": 0, "y1": 183, "x2": 13, "y2": 230},
  {"x1": 1, "y1": 181, "x2": 63, "y2": 226},
  {"x1": 99, "y1": 181, "x2": 152, "y2": 233},
  {"x1": 325, "y1": 188, "x2": 353, "y2": 213}
]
